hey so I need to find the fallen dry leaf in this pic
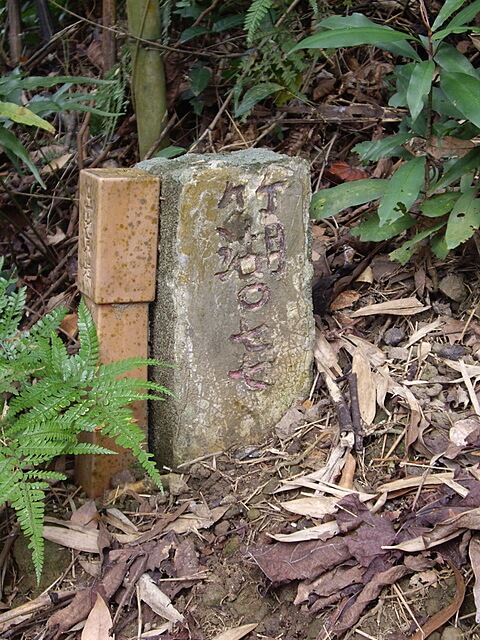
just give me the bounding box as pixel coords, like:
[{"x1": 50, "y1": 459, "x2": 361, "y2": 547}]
[
  {"x1": 280, "y1": 496, "x2": 338, "y2": 518},
  {"x1": 250, "y1": 538, "x2": 351, "y2": 583},
  {"x1": 81, "y1": 593, "x2": 112, "y2": 640},
  {"x1": 43, "y1": 525, "x2": 99, "y2": 553},
  {"x1": 352, "y1": 348, "x2": 376, "y2": 425},
  {"x1": 469, "y1": 536, "x2": 480, "y2": 623},
  {"x1": 350, "y1": 298, "x2": 429, "y2": 317},
  {"x1": 211, "y1": 623, "x2": 258, "y2": 640},
  {"x1": 137, "y1": 573, "x2": 184, "y2": 624}
]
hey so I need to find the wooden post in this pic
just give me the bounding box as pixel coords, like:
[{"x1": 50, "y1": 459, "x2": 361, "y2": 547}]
[{"x1": 76, "y1": 168, "x2": 160, "y2": 498}]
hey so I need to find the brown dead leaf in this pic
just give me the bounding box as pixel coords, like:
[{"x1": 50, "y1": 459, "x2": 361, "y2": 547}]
[
  {"x1": 469, "y1": 536, "x2": 480, "y2": 623},
  {"x1": 426, "y1": 135, "x2": 474, "y2": 159},
  {"x1": 211, "y1": 623, "x2": 258, "y2": 640},
  {"x1": 295, "y1": 564, "x2": 365, "y2": 606},
  {"x1": 281, "y1": 496, "x2": 338, "y2": 518},
  {"x1": 60, "y1": 313, "x2": 78, "y2": 338},
  {"x1": 409, "y1": 561, "x2": 465, "y2": 639},
  {"x1": 330, "y1": 564, "x2": 410, "y2": 635},
  {"x1": 43, "y1": 525, "x2": 99, "y2": 553},
  {"x1": 81, "y1": 593, "x2": 112, "y2": 640},
  {"x1": 138, "y1": 574, "x2": 184, "y2": 624},
  {"x1": 352, "y1": 349, "x2": 376, "y2": 425},
  {"x1": 164, "y1": 504, "x2": 228, "y2": 535},
  {"x1": 350, "y1": 298, "x2": 429, "y2": 317},
  {"x1": 250, "y1": 538, "x2": 351, "y2": 583},
  {"x1": 174, "y1": 539, "x2": 199, "y2": 577},
  {"x1": 330, "y1": 290, "x2": 360, "y2": 311},
  {"x1": 47, "y1": 551, "x2": 131, "y2": 634}
]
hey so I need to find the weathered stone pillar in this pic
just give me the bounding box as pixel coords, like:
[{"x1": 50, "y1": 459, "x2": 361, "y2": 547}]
[
  {"x1": 137, "y1": 150, "x2": 313, "y2": 465},
  {"x1": 76, "y1": 168, "x2": 160, "y2": 497}
]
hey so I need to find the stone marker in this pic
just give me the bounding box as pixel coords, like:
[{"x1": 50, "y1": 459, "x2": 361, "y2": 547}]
[
  {"x1": 76, "y1": 168, "x2": 160, "y2": 497},
  {"x1": 137, "y1": 150, "x2": 314, "y2": 466}
]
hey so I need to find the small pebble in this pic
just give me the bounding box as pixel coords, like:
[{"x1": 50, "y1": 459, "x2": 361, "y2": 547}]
[
  {"x1": 433, "y1": 344, "x2": 468, "y2": 360},
  {"x1": 214, "y1": 520, "x2": 230, "y2": 537},
  {"x1": 383, "y1": 327, "x2": 406, "y2": 346},
  {"x1": 441, "y1": 627, "x2": 463, "y2": 640}
]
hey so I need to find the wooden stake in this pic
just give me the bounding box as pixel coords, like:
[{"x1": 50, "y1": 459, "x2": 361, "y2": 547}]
[{"x1": 76, "y1": 168, "x2": 159, "y2": 497}]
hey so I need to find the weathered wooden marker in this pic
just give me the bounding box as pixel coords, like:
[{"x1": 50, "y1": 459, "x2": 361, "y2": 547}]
[
  {"x1": 137, "y1": 150, "x2": 314, "y2": 466},
  {"x1": 76, "y1": 168, "x2": 160, "y2": 497}
]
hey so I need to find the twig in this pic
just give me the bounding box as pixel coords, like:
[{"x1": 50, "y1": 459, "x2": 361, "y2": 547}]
[{"x1": 348, "y1": 372, "x2": 363, "y2": 453}]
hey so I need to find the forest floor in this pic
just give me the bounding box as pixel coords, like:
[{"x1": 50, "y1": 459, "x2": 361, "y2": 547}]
[{"x1": 2, "y1": 4, "x2": 480, "y2": 639}]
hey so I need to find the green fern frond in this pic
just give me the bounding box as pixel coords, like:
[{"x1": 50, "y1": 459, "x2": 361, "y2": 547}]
[
  {"x1": 76, "y1": 299, "x2": 99, "y2": 373},
  {"x1": 0, "y1": 264, "x2": 172, "y2": 581},
  {"x1": 12, "y1": 481, "x2": 48, "y2": 583},
  {"x1": 244, "y1": 0, "x2": 274, "y2": 45}
]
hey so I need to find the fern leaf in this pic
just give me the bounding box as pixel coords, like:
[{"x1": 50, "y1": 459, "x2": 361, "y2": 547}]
[
  {"x1": 12, "y1": 480, "x2": 48, "y2": 583},
  {"x1": 74, "y1": 299, "x2": 99, "y2": 379},
  {"x1": 244, "y1": 0, "x2": 274, "y2": 45}
]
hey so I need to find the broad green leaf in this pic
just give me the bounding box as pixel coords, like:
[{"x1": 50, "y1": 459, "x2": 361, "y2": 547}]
[
  {"x1": 189, "y1": 66, "x2": 211, "y2": 96},
  {"x1": 445, "y1": 188, "x2": 480, "y2": 249},
  {"x1": 441, "y1": 72, "x2": 480, "y2": 129},
  {"x1": 389, "y1": 220, "x2": 446, "y2": 263},
  {"x1": 388, "y1": 63, "x2": 415, "y2": 108},
  {"x1": 290, "y1": 26, "x2": 415, "y2": 52},
  {"x1": 430, "y1": 147, "x2": 480, "y2": 193},
  {"x1": 0, "y1": 102, "x2": 54, "y2": 132},
  {"x1": 310, "y1": 179, "x2": 388, "y2": 220},
  {"x1": 378, "y1": 157, "x2": 426, "y2": 225},
  {"x1": 353, "y1": 133, "x2": 414, "y2": 163},
  {"x1": 213, "y1": 15, "x2": 245, "y2": 32},
  {"x1": 235, "y1": 82, "x2": 283, "y2": 117},
  {"x1": 431, "y1": 87, "x2": 466, "y2": 120},
  {"x1": 434, "y1": 42, "x2": 479, "y2": 77},
  {"x1": 317, "y1": 13, "x2": 421, "y2": 59},
  {"x1": 0, "y1": 125, "x2": 46, "y2": 188},
  {"x1": 420, "y1": 192, "x2": 460, "y2": 217},
  {"x1": 448, "y1": 0, "x2": 480, "y2": 27},
  {"x1": 431, "y1": 0, "x2": 468, "y2": 31},
  {"x1": 352, "y1": 212, "x2": 415, "y2": 241},
  {"x1": 153, "y1": 146, "x2": 186, "y2": 159},
  {"x1": 430, "y1": 231, "x2": 449, "y2": 259},
  {"x1": 406, "y1": 60, "x2": 435, "y2": 121},
  {"x1": 179, "y1": 26, "x2": 210, "y2": 43}
]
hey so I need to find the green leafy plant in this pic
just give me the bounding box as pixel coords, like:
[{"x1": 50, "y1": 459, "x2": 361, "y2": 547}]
[
  {"x1": 0, "y1": 260, "x2": 171, "y2": 581},
  {"x1": 0, "y1": 71, "x2": 118, "y2": 187},
  {"x1": 292, "y1": 0, "x2": 480, "y2": 263}
]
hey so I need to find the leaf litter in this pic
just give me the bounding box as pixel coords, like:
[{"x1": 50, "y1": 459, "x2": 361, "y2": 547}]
[{"x1": 2, "y1": 243, "x2": 480, "y2": 640}]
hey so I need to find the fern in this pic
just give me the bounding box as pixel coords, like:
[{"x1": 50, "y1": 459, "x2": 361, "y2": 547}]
[
  {"x1": 244, "y1": 0, "x2": 274, "y2": 45},
  {"x1": 0, "y1": 257, "x2": 172, "y2": 581}
]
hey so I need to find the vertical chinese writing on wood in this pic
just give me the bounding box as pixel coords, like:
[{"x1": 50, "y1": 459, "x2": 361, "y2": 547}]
[
  {"x1": 215, "y1": 179, "x2": 287, "y2": 391},
  {"x1": 80, "y1": 180, "x2": 94, "y2": 291}
]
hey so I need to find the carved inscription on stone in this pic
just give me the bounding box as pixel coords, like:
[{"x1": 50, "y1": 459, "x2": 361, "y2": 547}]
[
  {"x1": 80, "y1": 180, "x2": 95, "y2": 292},
  {"x1": 215, "y1": 179, "x2": 287, "y2": 391}
]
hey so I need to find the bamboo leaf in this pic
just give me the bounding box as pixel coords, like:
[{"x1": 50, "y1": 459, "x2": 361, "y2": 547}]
[
  {"x1": 378, "y1": 157, "x2": 426, "y2": 225},
  {"x1": 310, "y1": 179, "x2": 388, "y2": 220},
  {"x1": 315, "y1": 13, "x2": 421, "y2": 59},
  {"x1": 0, "y1": 125, "x2": 46, "y2": 188},
  {"x1": 291, "y1": 26, "x2": 415, "y2": 52},
  {"x1": 441, "y1": 72, "x2": 480, "y2": 129},
  {"x1": 0, "y1": 102, "x2": 54, "y2": 132},
  {"x1": 389, "y1": 221, "x2": 446, "y2": 263},
  {"x1": 406, "y1": 61, "x2": 435, "y2": 121}
]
